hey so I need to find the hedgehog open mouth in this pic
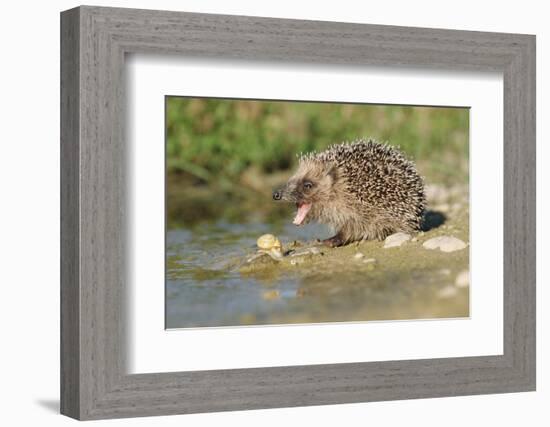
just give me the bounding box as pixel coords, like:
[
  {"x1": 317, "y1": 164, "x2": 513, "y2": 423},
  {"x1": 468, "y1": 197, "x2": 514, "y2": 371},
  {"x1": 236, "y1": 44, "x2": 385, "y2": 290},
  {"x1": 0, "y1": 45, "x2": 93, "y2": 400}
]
[{"x1": 293, "y1": 202, "x2": 312, "y2": 226}]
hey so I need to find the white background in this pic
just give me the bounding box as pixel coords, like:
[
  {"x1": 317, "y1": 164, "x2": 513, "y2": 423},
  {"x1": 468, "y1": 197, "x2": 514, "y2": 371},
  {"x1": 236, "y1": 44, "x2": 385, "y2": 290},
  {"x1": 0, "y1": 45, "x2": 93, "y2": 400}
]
[
  {"x1": 0, "y1": 0, "x2": 547, "y2": 426},
  {"x1": 129, "y1": 57, "x2": 503, "y2": 373}
]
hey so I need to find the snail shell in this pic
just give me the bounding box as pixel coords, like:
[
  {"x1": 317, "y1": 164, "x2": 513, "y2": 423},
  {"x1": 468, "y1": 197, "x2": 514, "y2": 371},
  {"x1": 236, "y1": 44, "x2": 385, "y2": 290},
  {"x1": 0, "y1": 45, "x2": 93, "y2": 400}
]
[{"x1": 256, "y1": 234, "x2": 282, "y2": 250}]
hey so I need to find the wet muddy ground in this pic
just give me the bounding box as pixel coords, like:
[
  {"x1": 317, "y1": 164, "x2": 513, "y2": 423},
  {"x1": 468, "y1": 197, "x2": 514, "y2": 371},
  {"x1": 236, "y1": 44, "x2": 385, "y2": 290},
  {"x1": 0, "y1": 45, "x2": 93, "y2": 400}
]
[{"x1": 166, "y1": 183, "x2": 469, "y2": 329}]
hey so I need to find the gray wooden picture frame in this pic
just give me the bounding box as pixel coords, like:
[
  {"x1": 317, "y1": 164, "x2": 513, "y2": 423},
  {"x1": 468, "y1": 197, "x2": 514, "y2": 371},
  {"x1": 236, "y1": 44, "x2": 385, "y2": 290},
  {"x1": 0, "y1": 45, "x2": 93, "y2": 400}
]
[{"x1": 60, "y1": 5, "x2": 536, "y2": 421}]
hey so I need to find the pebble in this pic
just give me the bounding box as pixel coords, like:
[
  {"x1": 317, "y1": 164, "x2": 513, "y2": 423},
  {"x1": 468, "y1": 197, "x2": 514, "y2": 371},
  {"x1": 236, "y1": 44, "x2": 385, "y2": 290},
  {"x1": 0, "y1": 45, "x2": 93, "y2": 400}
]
[
  {"x1": 363, "y1": 258, "x2": 376, "y2": 264},
  {"x1": 438, "y1": 285, "x2": 458, "y2": 299},
  {"x1": 354, "y1": 252, "x2": 365, "y2": 259},
  {"x1": 422, "y1": 236, "x2": 467, "y2": 252},
  {"x1": 383, "y1": 232, "x2": 411, "y2": 248},
  {"x1": 455, "y1": 270, "x2": 470, "y2": 288}
]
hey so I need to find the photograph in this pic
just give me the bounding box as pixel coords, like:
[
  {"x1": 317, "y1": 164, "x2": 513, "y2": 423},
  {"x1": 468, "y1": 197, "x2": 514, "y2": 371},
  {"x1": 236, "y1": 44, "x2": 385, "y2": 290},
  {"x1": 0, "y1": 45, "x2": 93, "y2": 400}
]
[
  {"x1": 52, "y1": 3, "x2": 537, "y2": 422},
  {"x1": 165, "y1": 97, "x2": 470, "y2": 328}
]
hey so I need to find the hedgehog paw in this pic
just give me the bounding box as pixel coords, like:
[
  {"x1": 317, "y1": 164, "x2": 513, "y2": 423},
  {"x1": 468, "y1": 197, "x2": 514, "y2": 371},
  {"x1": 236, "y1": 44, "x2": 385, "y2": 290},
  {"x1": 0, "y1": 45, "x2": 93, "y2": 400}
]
[{"x1": 322, "y1": 234, "x2": 345, "y2": 248}]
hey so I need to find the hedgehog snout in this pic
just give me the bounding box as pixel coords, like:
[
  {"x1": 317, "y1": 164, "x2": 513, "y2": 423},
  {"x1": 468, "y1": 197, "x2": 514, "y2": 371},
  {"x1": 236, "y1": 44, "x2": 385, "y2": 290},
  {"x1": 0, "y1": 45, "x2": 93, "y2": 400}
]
[{"x1": 273, "y1": 182, "x2": 304, "y2": 203}]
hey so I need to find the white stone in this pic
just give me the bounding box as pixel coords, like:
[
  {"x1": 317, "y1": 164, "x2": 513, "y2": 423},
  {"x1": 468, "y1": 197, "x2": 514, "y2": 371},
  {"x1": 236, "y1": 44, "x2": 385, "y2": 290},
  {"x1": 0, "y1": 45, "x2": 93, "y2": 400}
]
[
  {"x1": 354, "y1": 252, "x2": 365, "y2": 259},
  {"x1": 438, "y1": 285, "x2": 458, "y2": 299},
  {"x1": 383, "y1": 232, "x2": 412, "y2": 248},
  {"x1": 455, "y1": 270, "x2": 470, "y2": 288},
  {"x1": 422, "y1": 236, "x2": 467, "y2": 252}
]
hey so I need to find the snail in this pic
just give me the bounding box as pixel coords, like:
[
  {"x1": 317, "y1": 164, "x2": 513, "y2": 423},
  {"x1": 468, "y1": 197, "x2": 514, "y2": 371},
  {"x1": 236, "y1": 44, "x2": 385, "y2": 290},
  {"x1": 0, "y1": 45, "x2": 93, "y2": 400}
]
[{"x1": 256, "y1": 234, "x2": 283, "y2": 260}]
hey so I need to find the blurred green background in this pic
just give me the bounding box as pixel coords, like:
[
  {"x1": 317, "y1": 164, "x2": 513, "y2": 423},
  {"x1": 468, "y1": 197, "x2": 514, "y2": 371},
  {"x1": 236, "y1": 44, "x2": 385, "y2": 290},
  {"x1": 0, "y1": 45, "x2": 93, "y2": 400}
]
[{"x1": 166, "y1": 97, "x2": 469, "y2": 228}]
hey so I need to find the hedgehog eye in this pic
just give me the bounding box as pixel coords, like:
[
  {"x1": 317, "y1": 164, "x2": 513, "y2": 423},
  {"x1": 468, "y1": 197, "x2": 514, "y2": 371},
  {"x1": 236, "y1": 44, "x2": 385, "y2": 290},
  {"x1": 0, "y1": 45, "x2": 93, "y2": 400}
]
[{"x1": 303, "y1": 181, "x2": 314, "y2": 190}]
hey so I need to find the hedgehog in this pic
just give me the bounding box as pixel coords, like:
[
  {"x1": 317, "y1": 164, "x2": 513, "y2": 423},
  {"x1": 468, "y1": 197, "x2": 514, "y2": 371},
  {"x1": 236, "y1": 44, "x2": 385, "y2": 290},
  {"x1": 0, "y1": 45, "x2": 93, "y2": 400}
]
[{"x1": 272, "y1": 139, "x2": 426, "y2": 247}]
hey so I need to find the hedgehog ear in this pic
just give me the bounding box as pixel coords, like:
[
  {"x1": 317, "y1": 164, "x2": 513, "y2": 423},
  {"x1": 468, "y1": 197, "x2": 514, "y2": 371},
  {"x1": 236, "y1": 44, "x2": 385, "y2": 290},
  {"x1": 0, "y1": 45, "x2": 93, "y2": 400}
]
[{"x1": 326, "y1": 164, "x2": 338, "y2": 182}]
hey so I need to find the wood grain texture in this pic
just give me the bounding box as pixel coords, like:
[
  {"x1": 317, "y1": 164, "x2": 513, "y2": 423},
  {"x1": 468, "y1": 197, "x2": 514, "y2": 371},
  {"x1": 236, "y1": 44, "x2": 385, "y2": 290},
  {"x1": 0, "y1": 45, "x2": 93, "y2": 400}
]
[
  {"x1": 60, "y1": 7, "x2": 80, "y2": 419},
  {"x1": 60, "y1": 5, "x2": 536, "y2": 420}
]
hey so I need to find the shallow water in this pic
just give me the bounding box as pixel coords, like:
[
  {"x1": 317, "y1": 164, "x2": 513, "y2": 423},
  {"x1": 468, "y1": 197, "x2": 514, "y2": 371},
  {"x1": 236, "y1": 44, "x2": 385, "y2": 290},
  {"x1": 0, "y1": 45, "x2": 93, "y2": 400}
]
[
  {"x1": 167, "y1": 221, "x2": 328, "y2": 328},
  {"x1": 166, "y1": 217, "x2": 469, "y2": 329}
]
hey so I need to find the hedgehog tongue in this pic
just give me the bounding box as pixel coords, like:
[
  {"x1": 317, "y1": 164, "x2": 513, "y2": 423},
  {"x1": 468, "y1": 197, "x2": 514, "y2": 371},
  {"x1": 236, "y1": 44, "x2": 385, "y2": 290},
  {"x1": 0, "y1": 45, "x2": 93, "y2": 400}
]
[{"x1": 293, "y1": 203, "x2": 312, "y2": 226}]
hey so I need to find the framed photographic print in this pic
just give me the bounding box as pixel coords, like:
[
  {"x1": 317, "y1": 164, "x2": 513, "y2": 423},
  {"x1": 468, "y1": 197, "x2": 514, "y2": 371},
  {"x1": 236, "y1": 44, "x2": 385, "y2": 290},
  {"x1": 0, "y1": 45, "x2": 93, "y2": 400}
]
[{"x1": 60, "y1": 5, "x2": 536, "y2": 420}]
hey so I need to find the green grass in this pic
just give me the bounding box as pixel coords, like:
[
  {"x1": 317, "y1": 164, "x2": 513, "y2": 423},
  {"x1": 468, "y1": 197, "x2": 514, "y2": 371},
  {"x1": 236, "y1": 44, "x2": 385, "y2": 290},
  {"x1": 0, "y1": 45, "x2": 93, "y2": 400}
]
[{"x1": 166, "y1": 97, "x2": 469, "y2": 185}]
